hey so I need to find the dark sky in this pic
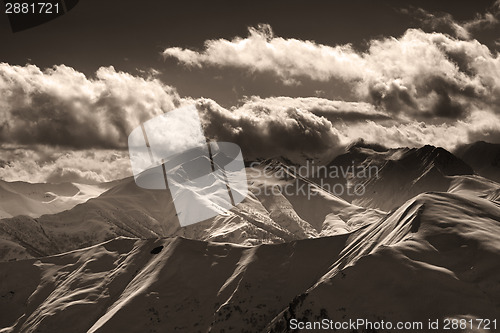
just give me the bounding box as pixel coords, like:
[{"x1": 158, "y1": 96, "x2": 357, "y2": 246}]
[{"x1": 1, "y1": 0, "x2": 496, "y2": 105}]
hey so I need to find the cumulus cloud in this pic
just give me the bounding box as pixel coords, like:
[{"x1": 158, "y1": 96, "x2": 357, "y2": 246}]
[
  {"x1": 232, "y1": 96, "x2": 391, "y2": 122},
  {"x1": 195, "y1": 98, "x2": 344, "y2": 163},
  {"x1": 341, "y1": 108, "x2": 500, "y2": 152},
  {"x1": 197, "y1": 97, "x2": 499, "y2": 157},
  {"x1": 2, "y1": 93, "x2": 500, "y2": 182},
  {"x1": 5, "y1": 96, "x2": 376, "y2": 180},
  {"x1": 164, "y1": 25, "x2": 500, "y2": 121},
  {"x1": 191, "y1": 95, "x2": 500, "y2": 163},
  {"x1": 45, "y1": 168, "x2": 107, "y2": 185},
  {"x1": 0, "y1": 147, "x2": 131, "y2": 184},
  {"x1": 407, "y1": 7, "x2": 471, "y2": 39},
  {"x1": 409, "y1": 2, "x2": 500, "y2": 39},
  {"x1": 0, "y1": 64, "x2": 180, "y2": 149},
  {"x1": 163, "y1": 25, "x2": 366, "y2": 83},
  {"x1": 465, "y1": 110, "x2": 500, "y2": 143}
]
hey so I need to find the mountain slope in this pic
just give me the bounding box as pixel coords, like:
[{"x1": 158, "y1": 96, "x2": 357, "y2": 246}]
[
  {"x1": 448, "y1": 174, "x2": 500, "y2": 201},
  {"x1": 0, "y1": 180, "x2": 107, "y2": 219},
  {"x1": 1, "y1": 191, "x2": 499, "y2": 332},
  {"x1": 455, "y1": 141, "x2": 500, "y2": 183},
  {"x1": 0, "y1": 165, "x2": 382, "y2": 262},
  {"x1": 0, "y1": 235, "x2": 349, "y2": 333},
  {"x1": 319, "y1": 144, "x2": 473, "y2": 211},
  {"x1": 267, "y1": 191, "x2": 500, "y2": 332}
]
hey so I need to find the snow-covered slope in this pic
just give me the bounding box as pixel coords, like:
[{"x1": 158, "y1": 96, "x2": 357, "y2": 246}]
[
  {"x1": 320, "y1": 144, "x2": 473, "y2": 211},
  {"x1": 448, "y1": 174, "x2": 500, "y2": 200},
  {"x1": 0, "y1": 164, "x2": 382, "y2": 262},
  {"x1": 0, "y1": 235, "x2": 349, "y2": 333},
  {"x1": 267, "y1": 191, "x2": 500, "y2": 332},
  {"x1": 0, "y1": 180, "x2": 108, "y2": 219},
  {"x1": 1, "y1": 191, "x2": 499, "y2": 332}
]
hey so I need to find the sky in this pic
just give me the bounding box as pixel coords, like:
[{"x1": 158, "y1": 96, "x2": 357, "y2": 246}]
[{"x1": 1, "y1": 0, "x2": 500, "y2": 183}]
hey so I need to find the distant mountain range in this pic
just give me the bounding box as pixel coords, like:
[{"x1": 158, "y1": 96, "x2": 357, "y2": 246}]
[
  {"x1": 1, "y1": 142, "x2": 499, "y2": 262},
  {"x1": 455, "y1": 141, "x2": 500, "y2": 183},
  {"x1": 318, "y1": 143, "x2": 474, "y2": 211},
  {"x1": 0, "y1": 180, "x2": 109, "y2": 219},
  {"x1": 0, "y1": 163, "x2": 383, "y2": 261}
]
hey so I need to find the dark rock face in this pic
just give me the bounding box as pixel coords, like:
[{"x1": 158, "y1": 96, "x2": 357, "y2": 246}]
[
  {"x1": 456, "y1": 141, "x2": 500, "y2": 183},
  {"x1": 321, "y1": 144, "x2": 473, "y2": 211}
]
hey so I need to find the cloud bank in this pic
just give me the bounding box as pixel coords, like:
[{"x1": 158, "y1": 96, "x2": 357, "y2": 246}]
[
  {"x1": 0, "y1": 147, "x2": 131, "y2": 184},
  {"x1": 0, "y1": 64, "x2": 180, "y2": 149},
  {"x1": 164, "y1": 25, "x2": 500, "y2": 120},
  {"x1": 196, "y1": 98, "x2": 343, "y2": 162},
  {"x1": 195, "y1": 96, "x2": 500, "y2": 163}
]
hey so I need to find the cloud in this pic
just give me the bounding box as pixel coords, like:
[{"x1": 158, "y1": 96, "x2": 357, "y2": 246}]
[
  {"x1": 408, "y1": 2, "x2": 500, "y2": 38},
  {"x1": 0, "y1": 64, "x2": 180, "y2": 149},
  {"x1": 0, "y1": 147, "x2": 131, "y2": 184},
  {"x1": 233, "y1": 96, "x2": 391, "y2": 122},
  {"x1": 465, "y1": 110, "x2": 500, "y2": 143},
  {"x1": 0, "y1": 96, "x2": 379, "y2": 180},
  {"x1": 164, "y1": 25, "x2": 500, "y2": 121},
  {"x1": 193, "y1": 98, "x2": 345, "y2": 163},
  {"x1": 195, "y1": 96, "x2": 500, "y2": 161},
  {"x1": 464, "y1": 11, "x2": 499, "y2": 32},
  {"x1": 408, "y1": 7, "x2": 471, "y2": 39},
  {"x1": 46, "y1": 168, "x2": 107, "y2": 185},
  {"x1": 2, "y1": 94, "x2": 499, "y2": 183},
  {"x1": 337, "y1": 110, "x2": 500, "y2": 152},
  {"x1": 2, "y1": 17, "x2": 500, "y2": 183},
  {"x1": 163, "y1": 25, "x2": 366, "y2": 83}
]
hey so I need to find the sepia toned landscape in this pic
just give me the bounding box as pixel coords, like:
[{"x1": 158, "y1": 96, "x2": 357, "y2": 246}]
[{"x1": 1, "y1": 0, "x2": 500, "y2": 332}]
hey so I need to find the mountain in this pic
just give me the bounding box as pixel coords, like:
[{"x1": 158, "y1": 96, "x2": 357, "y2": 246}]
[
  {"x1": 455, "y1": 141, "x2": 500, "y2": 183},
  {"x1": 0, "y1": 180, "x2": 108, "y2": 219},
  {"x1": 0, "y1": 235, "x2": 348, "y2": 333},
  {"x1": 266, "y1": 191, "x2": 500, "y2": 331},
  {"x1": 2, "y1": 143, "x2": 497, "y2": 262},
  {"x1": 318, "y1": 144, "x2": 474, "y2": 211},
  {"x1": 448, "y1": 174, "x2": 500, "y2": 201},
  {"x1": 0, "y1": 164, "x2": 383, "y2": 262},
  {"x1": 1, "y1": 191, "x2": 499, "y2": 332}
]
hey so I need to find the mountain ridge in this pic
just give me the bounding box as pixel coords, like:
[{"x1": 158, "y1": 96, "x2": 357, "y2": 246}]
[
  {"x1": 455, "y1": 141, "x2": 500, "y2": 183},
  {"x1": 318, "y1": 143, "x2": 474, "y2": 211},
  {"x1": 1, "y1": 190, "x2": 499, "y2": 332},
  {"x1": 0, "y1": 163, "x2": 382, "y2": 262}
]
